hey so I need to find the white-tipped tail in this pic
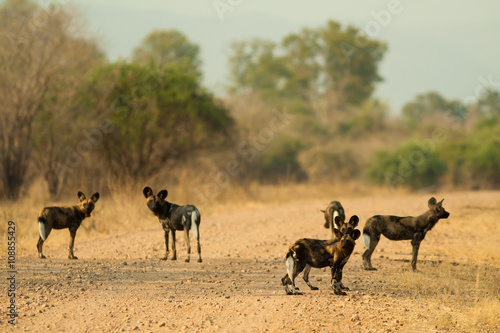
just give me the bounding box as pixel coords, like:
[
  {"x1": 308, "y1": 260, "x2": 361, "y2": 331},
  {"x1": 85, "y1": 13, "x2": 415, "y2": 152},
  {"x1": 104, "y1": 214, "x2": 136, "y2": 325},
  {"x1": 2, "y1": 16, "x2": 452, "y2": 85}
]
[
  {"x1": 286, "y1": 255, "x2": 295, "y2": 280},
  {"x1": 362, "y1": 233, "x2": 370, "y2": 249},
  {"x1": 191, "y1": 209, "x2": 199, "y2": 240},
  {"x1": 333, "y1": 210, "x2": 340, "y2": 230},
  {"x1": 39, "y1": 221, "x2": 47, "y2": 241}
]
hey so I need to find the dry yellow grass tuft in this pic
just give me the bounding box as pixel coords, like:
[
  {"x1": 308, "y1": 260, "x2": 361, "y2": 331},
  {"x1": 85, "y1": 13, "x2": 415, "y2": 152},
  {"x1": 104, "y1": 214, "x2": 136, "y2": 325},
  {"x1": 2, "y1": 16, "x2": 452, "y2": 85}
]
[{"x1": 472, "y1": 298, "x2": 500, "y2": 329}]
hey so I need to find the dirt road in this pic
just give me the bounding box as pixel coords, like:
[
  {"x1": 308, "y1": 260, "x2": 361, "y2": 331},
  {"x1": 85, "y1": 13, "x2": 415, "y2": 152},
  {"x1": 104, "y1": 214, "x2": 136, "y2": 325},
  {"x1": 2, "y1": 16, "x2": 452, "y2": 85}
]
[{"x1": 2, "y1": 191, "x2": 499, "y2": 332}]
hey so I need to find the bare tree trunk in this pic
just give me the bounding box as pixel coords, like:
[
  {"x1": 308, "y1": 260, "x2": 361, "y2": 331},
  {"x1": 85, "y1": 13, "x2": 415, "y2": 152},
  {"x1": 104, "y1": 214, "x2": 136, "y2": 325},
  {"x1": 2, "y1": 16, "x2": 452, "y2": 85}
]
[{"x1": 0, "y1": 1, "x2": 102, "y2": 199}]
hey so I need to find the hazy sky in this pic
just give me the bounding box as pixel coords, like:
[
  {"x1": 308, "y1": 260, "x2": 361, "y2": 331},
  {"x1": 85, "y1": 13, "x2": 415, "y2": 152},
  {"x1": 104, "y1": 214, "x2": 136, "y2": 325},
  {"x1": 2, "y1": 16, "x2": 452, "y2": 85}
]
[{"x1": 77, "y1": 0, "x2": 500, "y2": 113}]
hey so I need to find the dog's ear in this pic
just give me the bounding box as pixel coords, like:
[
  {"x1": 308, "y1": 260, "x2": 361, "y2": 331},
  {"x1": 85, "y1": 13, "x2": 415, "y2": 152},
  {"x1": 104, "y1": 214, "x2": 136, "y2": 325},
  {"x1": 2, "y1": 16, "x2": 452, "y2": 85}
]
[
  {"x1": 91, "y1": 192, "x2": 100, "y2": 203},
  {"x1": 348, "y1": 215, "x2": 359, "y2": 227},
  {"x1": 333, "y1": 228, "x2": 343, "y2": 240},
  {"x1": 78, "y1": 191, "x2": 86, "y2": 202},
  {"x1": 428, "y1": 197, "x2": 437, "y2": 208},
  {"x1": 157, "y1": 190, "x2": 168, "y2": 200},
  {"x1": 437, "y1": 198, "x2": 444, "y2": 207},
  {"x1": 351, "y1": 229, "x2": 361, "y2": 240},
  {"x1": 334, "y1": 215, "x2": 344, "y2": 227},
  {"x1": 320, "y1": 210, "x2": 325, "y2": 213},
  {"x1": 143, "y1": 187, "x2": 153, "y2": 198}
]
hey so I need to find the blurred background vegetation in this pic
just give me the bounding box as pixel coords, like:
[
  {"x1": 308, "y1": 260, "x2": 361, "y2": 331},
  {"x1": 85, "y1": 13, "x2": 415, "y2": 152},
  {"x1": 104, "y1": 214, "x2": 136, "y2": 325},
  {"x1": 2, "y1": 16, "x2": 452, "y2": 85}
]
[{"x1": 1, "y1": 0, "x2": 499, "y2": 202}]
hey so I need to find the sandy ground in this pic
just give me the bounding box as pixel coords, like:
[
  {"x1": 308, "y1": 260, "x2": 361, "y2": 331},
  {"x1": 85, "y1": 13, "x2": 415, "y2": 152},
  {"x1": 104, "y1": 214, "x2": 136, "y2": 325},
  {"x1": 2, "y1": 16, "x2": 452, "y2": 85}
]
[{"x1": 1, "y1": 191, "x2": 499, "y2": 332}]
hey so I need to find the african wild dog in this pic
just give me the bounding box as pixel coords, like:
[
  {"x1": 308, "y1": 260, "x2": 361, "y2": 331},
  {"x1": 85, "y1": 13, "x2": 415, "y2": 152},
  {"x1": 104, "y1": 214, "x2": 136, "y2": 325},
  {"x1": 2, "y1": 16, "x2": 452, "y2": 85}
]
[
  {"x1": 143, "y1": 186, "x2": 202, "y2": 263},
  {"x1": 362, "y1": 197, "x2": 450, "y2": 271},
  {"x1": 281, "y1": 215, "x2": 361, "y2": 295},
  {"x1": 321, "y1": 201, "x2": 345, "y2": 239},
  {"x1": 37, "y1": 191, "x2": 100, "y2": 259}
]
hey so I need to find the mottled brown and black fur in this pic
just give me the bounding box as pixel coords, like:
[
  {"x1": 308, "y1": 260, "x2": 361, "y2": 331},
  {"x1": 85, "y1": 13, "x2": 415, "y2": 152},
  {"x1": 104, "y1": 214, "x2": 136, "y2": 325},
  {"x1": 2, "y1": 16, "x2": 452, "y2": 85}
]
[
  {"x1": 321, "y1": 201, "x2": 345, "y2": 239},
  {"x1": 143, "y1": 186, "x2": 202, "y2": 263},
  {"x1": 281, "y1": 215, "x2": 361, "y2": 295},
  {"x1": 362, "y1": 197, "x2": 450, "y2": 271},
  {"x1": 37, "y1": 191, "x2": 100, "y2": 259}
]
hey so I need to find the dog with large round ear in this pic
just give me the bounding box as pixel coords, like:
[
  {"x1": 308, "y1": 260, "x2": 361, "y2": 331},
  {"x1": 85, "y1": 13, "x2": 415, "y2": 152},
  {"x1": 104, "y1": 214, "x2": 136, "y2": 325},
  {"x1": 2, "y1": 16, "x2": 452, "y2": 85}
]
[
  {"x1": 348, "y1": 215, "x2": 359, "y2": 228},
  {"x1": 78, "y1": 191, "x2": 87, "y2": 202},
  {"x1": 157, "y1": 190, "x2": 168, "y2": 200},
  {"x1": 334, "y1": 215, "x2": 344, "y2": 228},
  {"x1": 143, "y1": 186, "x2": 153, "y2": 198},
  {"x1": 428, "y1": 197, "x2": 437, "y2": 208},
  {"x1": 351, "y1": 229, "x2": 361, "y2": 241},
  {"x1": 142, "y1": 185, "x2": 202, "y2": 263},
  {"x1": 90, "y1": 193, "x2": 100, "y2": 203}
]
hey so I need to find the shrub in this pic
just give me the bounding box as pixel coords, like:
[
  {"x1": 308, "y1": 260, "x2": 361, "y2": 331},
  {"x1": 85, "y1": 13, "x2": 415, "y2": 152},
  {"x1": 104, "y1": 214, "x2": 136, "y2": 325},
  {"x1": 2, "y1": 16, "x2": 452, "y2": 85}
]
[{"x1": 367, "y1": 141, "x2": 447, "y2": 190}]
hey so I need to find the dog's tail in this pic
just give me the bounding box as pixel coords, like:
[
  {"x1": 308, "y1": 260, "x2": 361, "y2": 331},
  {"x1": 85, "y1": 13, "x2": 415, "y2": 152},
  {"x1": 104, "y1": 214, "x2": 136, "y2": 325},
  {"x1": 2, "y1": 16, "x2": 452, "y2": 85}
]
[
  {"x1": 38, "y1": 216, "x2": 48, "y2": 241},
  {"x1": 362, "y1": 226, "x2": 371, "y2": 249},
  {"x1": 285, "y1": 243, "x2": 301, "y2": 261},
  {"x1": 191, "y1": 208, "x2": 200, "y2": 241}
]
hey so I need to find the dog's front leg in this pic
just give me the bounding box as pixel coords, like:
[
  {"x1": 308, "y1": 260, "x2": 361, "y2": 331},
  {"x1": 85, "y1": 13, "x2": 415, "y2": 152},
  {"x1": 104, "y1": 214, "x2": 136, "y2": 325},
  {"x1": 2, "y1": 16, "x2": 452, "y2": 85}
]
[
  {"x1": 68, "y1": 229, "x2": 78, "y2": 259},
  {"x1": 170, "y1": 230, "x2": 177, "y2": 260},
  {"x1": 331, "y1": 265, "x2": 347, "y2": 296},
  {"x1": 410, "y1": 234, "x2": 423, "y2": 271},
  {"x1": 162, "y1": 228, "x2": 170, "y2": 260}
]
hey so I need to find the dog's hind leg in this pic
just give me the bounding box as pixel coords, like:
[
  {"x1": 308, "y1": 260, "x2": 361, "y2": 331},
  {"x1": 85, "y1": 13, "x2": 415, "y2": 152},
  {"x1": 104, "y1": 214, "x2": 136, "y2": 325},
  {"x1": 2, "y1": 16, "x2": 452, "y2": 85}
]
[
  {"x1": 37, "y1": 237, "x2": 46, "y2": 259},
  {"x1": 183, "y1": 229, "x2": 191, "y2": 263},
  {"x1": 362, "y1": 227, "x2": 379, "y2": 270},
  {"x1": 302, "y1": 265, "x2": 318, "y2": 290},
  {"x1": 37, "y1": 217, "x2": 51, "y2": 259},
  {"x1": 182, "y1": 214, "x2": 191, "y2": 262},
  {"x1": 286, "y1": 255, "x2": 303, "y2": 295},
  {"x1": 281, "y1": 273, "x2": 292, "y2": 294}
]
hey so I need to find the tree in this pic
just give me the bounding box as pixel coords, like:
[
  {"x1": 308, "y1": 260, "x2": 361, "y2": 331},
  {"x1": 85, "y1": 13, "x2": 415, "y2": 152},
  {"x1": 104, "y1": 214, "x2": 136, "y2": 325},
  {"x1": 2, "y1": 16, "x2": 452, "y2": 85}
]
[
  {"x1": 132, "y1": 30, "x2": 202, "y2": 77},
  {"x1": 0, "y1": 0, "x2": 101, "y2": 199},
  {"x1": 228, "y1": 39, "x2": 287, "y2": 100},
  {"x1": 320, "y1": 21, "x2": 387, "y2": 111},
  {"x1": 227, "y1": 20, "x2": 387, "y2": 113},
  {"x1": 85, "y1": 61, "x2": 233, "y2": 179},
  {"x1": 475, "y1": 89, "x2": 500, "y2": 116},
  {"x1": 401, "y1": 91, "x2": 467, "y2": 128},
  {"x1": 32, "y1": 36, "x2": 104, "y2": 199}
]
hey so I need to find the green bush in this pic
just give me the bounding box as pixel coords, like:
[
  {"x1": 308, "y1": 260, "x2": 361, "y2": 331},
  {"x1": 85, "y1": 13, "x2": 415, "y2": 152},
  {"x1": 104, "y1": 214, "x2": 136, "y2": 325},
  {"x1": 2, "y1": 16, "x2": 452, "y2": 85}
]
[
  {"x1": 256, "y1": 138, "x2": 307, "y2": 182},
  {"x1": 464, "y1": 116, "x2": 500, "y2": 188},
  {"x1": 367, "y1": 141, "x2": 447, "y2": 190}
]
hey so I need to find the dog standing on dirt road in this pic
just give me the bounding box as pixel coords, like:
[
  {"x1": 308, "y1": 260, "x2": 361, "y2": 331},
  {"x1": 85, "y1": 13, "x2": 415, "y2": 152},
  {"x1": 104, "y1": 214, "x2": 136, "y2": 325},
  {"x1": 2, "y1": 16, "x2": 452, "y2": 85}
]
[
  {"x1": 362, "y1": 197, "x2": 450, "y2": 271},
  {"x1": 281, "y1": 215, "x2": 361, "y2": 295},
  {"x1": 37, "y1": 191, "x2": 100, "y2": 259},
  {"x1": 321, "y1": 201, "x2": 345, "y2": 239},
  {"x1": 143, "y1": 186, "x2": 202, "y2": 263}
]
